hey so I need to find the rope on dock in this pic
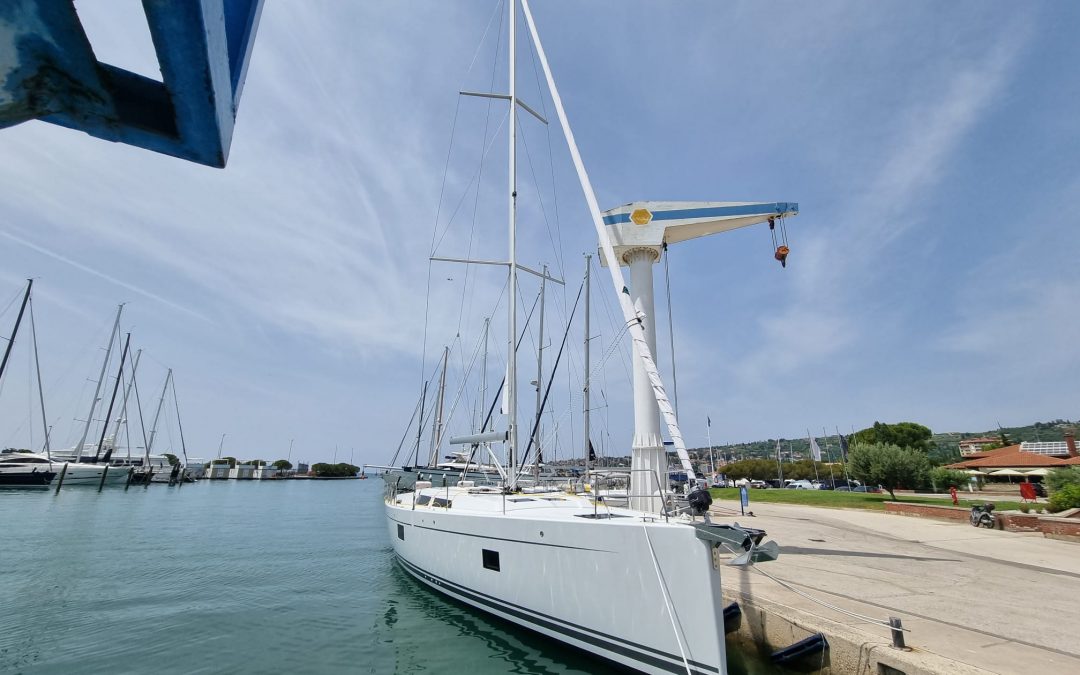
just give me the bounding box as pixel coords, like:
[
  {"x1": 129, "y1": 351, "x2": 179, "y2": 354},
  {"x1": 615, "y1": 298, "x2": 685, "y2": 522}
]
[{"x1": 720, "y1": 543, "x2": 910, "y2": 631}]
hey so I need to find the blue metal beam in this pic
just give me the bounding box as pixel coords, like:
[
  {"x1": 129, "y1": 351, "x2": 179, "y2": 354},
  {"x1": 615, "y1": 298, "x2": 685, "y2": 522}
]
[{"x1": 0, "y1": 0, "x2": 264, "y2": 168}]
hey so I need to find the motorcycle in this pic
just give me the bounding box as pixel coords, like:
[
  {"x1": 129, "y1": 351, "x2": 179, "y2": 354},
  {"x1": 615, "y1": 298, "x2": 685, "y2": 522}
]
[{"x1": 970, "y1": 502, "x2": 996, "y2": 528}]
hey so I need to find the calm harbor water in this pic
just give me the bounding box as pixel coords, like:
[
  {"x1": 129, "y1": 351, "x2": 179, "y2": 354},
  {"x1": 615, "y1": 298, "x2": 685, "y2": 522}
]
[{"x1": 1, "y1": 480, "x2": 779, "y2": 674}]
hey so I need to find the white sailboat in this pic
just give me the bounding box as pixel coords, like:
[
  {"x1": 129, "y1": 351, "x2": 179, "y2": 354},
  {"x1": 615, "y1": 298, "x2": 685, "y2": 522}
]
[{"x1": 386, "y1": 3, "x2": 794, "y2": 673}]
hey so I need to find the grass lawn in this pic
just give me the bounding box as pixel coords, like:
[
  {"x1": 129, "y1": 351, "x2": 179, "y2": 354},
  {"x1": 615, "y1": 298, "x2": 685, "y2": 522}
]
[{"x1": 708, "y1": 487, "x2": 1026, "y2": 512}]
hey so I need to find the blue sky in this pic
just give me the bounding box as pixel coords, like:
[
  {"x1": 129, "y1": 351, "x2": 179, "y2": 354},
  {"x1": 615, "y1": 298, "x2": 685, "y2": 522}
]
[{"x1": 1, "y1": 1, "x2": 1077, "y2": 466}]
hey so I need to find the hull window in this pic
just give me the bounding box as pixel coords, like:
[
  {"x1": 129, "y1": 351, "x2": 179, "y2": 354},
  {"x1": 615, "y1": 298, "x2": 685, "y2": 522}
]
[
  {"x1": 482, "y1": 549, "x2": 500, "y2": 572},
  {"x1": 397, "y1": 524, "x2": 405, "y2": 540}
]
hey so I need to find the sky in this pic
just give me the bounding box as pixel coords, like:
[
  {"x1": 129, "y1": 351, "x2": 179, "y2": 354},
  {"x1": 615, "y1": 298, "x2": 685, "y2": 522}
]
[{"x1": 0, "y1": 1, "x2": 1077, "y2": 467}]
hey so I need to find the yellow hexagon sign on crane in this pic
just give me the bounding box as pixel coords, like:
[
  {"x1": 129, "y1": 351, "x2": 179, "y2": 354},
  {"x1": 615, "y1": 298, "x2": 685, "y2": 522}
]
[{"x1": 630, "y1": 208, "x2": 653, "y2": 225}]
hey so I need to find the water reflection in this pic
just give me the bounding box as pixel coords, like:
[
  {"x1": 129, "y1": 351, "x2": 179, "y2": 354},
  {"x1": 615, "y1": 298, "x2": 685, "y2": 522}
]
[{"x1": 378, "y1": 560, "x2": 615, "y2": 674}]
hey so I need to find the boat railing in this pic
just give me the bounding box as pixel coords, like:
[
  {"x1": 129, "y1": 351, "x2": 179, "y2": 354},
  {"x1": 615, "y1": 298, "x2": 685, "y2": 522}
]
[{"x1": 585, "y1": 468, "x2": 671, "y2": 522}]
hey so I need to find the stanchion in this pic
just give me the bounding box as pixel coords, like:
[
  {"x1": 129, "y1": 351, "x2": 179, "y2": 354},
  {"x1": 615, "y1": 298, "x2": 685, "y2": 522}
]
[
  {"x1": 889, "y1": 617, "x2": 906, "y2": 649},
  {"x1": 54, "y1": 462, "x2": 69, "y2": 493},
  {"x1": 97, "y1": 464, "x2": 110, "y2": 492}
]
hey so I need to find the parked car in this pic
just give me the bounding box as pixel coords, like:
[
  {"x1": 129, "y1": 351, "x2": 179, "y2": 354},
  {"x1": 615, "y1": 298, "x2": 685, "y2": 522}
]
[
  {"x1": 749, "y1": 479, "x2": 769, "y2": 489},
  {"x1": 819, "y1": 479, "x2": 859, "y2": 491},
  {"x1": 785, "y1": 480, "x2": 815, "y2": 490},
  {"x1": 852, "y1": 485, "x2": 882, "y2": 493},
  {"x1": 765, "y1": 479, "x2": 784, "y2": 489}
]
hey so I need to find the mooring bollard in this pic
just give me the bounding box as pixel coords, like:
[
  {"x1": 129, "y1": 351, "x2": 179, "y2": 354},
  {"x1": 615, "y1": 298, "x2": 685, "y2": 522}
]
[
  {"x1": 889, "y1": 616, "x2": 906, "y2": 649},
  {"x1": 54, "y1": 462, "x2": 69, "y2": 493},
  {"x1": 97, "y1": 464, "x2": 110, "y2": 492},
  {"x1": 125, "y1": 466, "x2": 134, "y2": 491}
]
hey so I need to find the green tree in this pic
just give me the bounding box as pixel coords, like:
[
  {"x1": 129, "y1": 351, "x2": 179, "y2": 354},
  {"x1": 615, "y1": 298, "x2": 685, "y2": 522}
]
[
  {"x1": 163, "y1": 453, "x2": 179, "y2": 466},
  {"x1": 272, "y1": 459, "x2": 293, "y2": 471},
  {"x1": 312, "y1": 462, "x2": 360, "y2": 478},
  {"x1": 1047, "y1": 467, "x2": 1080, "y2": 493},
  {"x1": 853, "y1": 422, "x2": 932, "y2": 452},
  {"x1": 929, "y1": 467, "x2": 968, "y2": 492},
  {"x1": 1048, "y1": 484, "x2": 1080, "y2": 512},
  {"x1": 848, "y1": 443, "x2": 931, "y2": 500},
  {"x1": 221, "y1": 456, "x2": 237, "y2": 468}
]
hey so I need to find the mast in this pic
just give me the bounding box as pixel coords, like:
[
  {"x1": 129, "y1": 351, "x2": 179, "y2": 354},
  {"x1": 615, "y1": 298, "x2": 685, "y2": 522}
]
[
  {"x1": 171, "y1": 375, "x2": 189, "y2": 467},
  {"x1": 110, "y1": 348, "x2": 142, "y2": 463},
  {"x1": 506, "y1": 0, "x2": 519, "y2": 487},
  {"x1": 532, "y1": 264, "x2": 547, "y2": 481},
  {"x1": 74, "y1": 304, "x2": 123, "y2": 463},
  {"x1": 480, "y1": 318, "x2": 490, "y2": 431},
  {"x1": 146, "y1": 369, "x2": 172, "y2": 461},
  {"x1": 0, "y1": 278, "x2": 31, "y2": 386},
  {"x1": 28, "y1": 293, "x2": 52, "y2": 458},
  {"x1": 428, "y1": 346, "x2": 449, "y2": 466},
  {"x1": 94, "y1": 332, "x2": 130, "y2": 463},
  {"x1": 583, "y1": 255, "x2": 591, "y2": 479},
  {"x1": 217, "y1": 433, "x2": 226, "y2": 459},
  {"x1": 413, "y1": 380, "x2": 428, "y2": 467}
]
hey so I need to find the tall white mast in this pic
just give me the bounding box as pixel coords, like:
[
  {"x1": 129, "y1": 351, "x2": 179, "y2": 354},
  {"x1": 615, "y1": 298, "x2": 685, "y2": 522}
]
[
  {"x1": 428, "y1": 346, "x2": 449, "y2": 466},
  {"x1": 480, "y1": 317, "x2": 489, "y2": 432},
  {"x1": 532, "y1": 264, "x2": 546, "y2": 480},
  {"x1": 582, "y1": 254, "x2": 591, "y2": 478},
  {"x1": 146, "y1": 369, "x2": 172, "y2": 461},
  {"x1": 73, "y1": 303, "x2": 123, "y2": 463},
  {"x1": 111, "y1": 348, "x2": 142, "y2": 462},
  {"x1": 506, "y1": 0, "x2": 519, "y2": 487}
]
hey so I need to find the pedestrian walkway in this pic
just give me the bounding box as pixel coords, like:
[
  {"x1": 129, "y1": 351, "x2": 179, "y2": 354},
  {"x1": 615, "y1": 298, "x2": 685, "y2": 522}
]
[{"x1": 712, "y1": 499, "x2": 1080, "y2": 674}]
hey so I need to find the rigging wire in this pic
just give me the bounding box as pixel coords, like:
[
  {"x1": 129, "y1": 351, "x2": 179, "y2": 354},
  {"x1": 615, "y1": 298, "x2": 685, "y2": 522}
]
[
  {"x1": 662, "y1": 244, "x2": 679, "y2": 416},
  {"x1": 456, "y1": 0, "x2": 508, "y2": 337},
  {"x1": 421, "y1": 0, "x2": 505, "y2": 408}
]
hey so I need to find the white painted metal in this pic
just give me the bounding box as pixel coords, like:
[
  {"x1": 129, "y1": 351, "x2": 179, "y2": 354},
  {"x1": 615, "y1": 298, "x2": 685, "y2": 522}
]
[
  {"x1": 628, "y1": 248, "x2": 667, "y2": 513},
  {"x1": 583, "y1": 255, "x2": 591, "y2": 477},
  {"x1": 448, "y1": 430, "x2": 507, "y2": 445},
  {"x1": 507, "y1": 0, "x2": 519, "y2": 484},
  {"x1": 532, "y1": 264, "x2": 547, "y2": 481},
  {"x1": 387, "y1": 488, "x2": 726, "y2": 674},
  {"x1": 602, "y1": 201, "x2": 797, "y2": 267}
]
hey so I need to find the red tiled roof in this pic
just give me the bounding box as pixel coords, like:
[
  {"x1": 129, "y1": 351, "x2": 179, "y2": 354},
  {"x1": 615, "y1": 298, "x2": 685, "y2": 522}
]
[
  {"x1": 960, "y1": 437, "x2": 1001, "y2": 444},
  {"x1": 1060, "y1": 456, "x2": 1080, "y2": 465},
  {"x1": 958, "y1": 445, "x2": 1017, "y2": 460},
  {"x1": 946, "y1": 445, "x2": 1069, "y2": 469}
]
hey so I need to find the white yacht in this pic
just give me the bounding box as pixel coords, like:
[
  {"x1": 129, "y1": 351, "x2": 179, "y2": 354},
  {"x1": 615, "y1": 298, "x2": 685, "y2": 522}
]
[
  {"x1": 0, "y1": 450, "x2": 129, "y2": 486},
  {"x1": 385, "y1": 2, "x2": 792, "y2": 673}
]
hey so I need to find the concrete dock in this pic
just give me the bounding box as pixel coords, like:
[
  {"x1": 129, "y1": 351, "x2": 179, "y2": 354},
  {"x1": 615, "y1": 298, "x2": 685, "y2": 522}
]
[{"x1": 712, "y1": 499, "x2": 1080, "y2": 674}]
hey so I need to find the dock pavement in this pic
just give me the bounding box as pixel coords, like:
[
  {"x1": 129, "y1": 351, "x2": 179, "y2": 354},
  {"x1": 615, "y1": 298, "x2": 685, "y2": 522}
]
[{"x1": 711, "y1": 499, "x2": 1080, "y2": 674}]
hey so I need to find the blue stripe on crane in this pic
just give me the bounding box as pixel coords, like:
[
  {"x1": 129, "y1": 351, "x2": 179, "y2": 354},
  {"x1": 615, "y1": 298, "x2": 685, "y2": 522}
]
[{"x1": 602, "y1": 202, "x2": 798, "y2": 225}]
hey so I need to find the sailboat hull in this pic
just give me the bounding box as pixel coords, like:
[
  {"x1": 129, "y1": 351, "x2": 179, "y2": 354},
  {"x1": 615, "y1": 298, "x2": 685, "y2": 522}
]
[{"x1": 386, "y1": 495, "x2": 727, "y2": 675}]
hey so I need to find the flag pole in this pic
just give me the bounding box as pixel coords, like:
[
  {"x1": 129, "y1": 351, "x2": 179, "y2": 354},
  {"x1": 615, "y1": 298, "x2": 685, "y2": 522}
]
[
  {"x1": 775, "y1": 439, "x2": 784, "y2": 485},
  {"x1": 706, "y1": 417, "x2": 716, "y2": 478}
]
